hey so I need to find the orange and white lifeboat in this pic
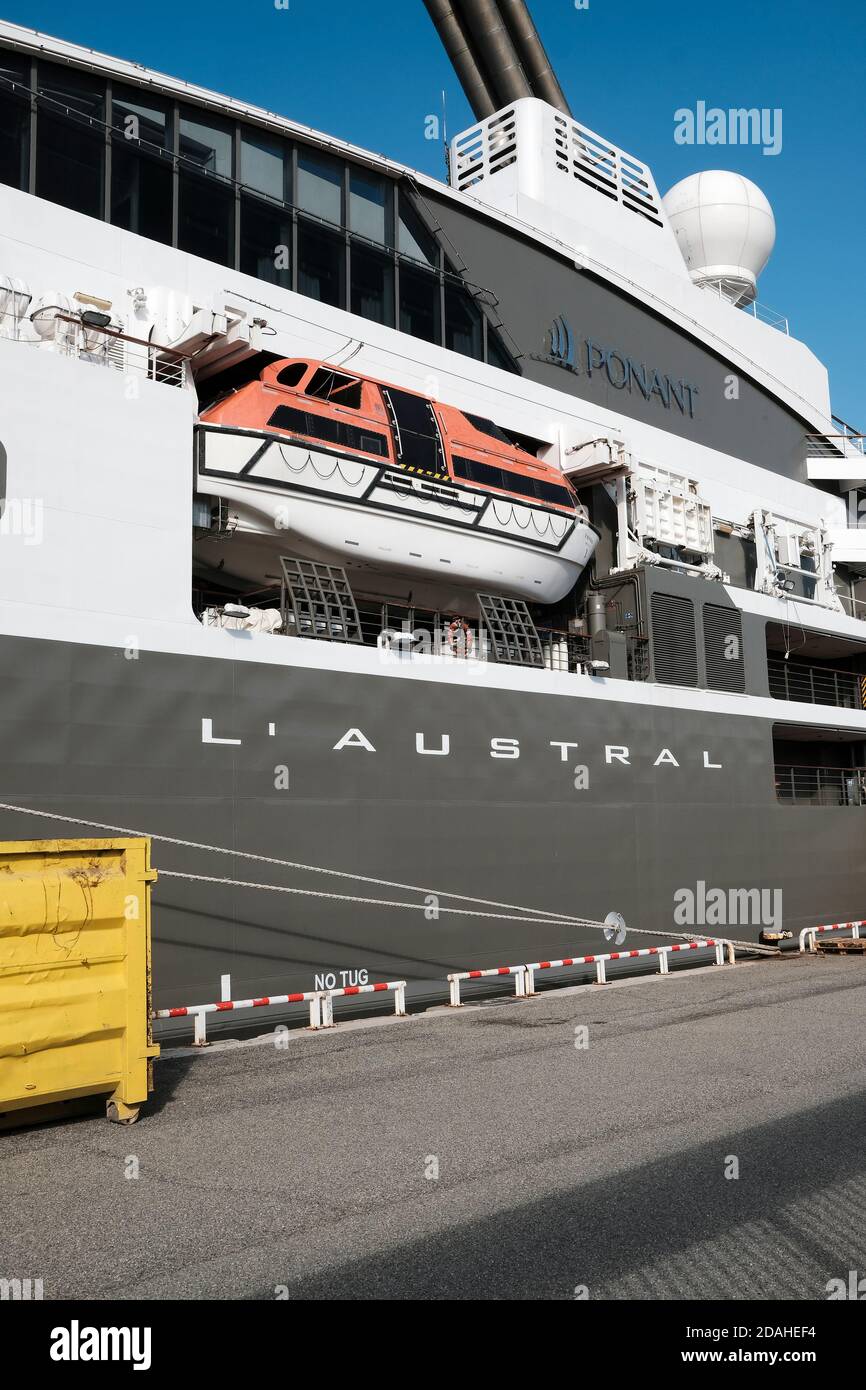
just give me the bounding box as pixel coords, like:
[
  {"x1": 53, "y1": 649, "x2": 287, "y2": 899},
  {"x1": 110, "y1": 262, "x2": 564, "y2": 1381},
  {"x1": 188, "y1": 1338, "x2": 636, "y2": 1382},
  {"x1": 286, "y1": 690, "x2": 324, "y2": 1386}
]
[{"x1": 196, "y1": 358, "x2": 598, "y2": 604}]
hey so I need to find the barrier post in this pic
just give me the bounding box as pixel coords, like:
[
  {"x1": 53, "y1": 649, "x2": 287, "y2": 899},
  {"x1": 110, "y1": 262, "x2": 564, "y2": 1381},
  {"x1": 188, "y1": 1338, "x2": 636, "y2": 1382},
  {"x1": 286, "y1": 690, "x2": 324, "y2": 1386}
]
[
  {"x1": 658, "y1": 951, "x2": 670, "y2": 975},
  {"x1": 395, "y1": 983, "x2": 407, "y2": 1017},
  {"x1": 595, "y1": 958, "x2": 607, "y2": 984},
  {"x1": 192, "y1": 1009, "x2": 208, "y2": 1047}
]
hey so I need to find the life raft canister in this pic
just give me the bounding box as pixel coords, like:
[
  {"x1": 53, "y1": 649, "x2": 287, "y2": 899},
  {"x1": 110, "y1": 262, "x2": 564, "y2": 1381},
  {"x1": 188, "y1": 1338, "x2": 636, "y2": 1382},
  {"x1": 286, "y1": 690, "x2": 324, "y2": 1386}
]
[{"x1": 447, "y1": 616, "x2": 474, "y2": 658}]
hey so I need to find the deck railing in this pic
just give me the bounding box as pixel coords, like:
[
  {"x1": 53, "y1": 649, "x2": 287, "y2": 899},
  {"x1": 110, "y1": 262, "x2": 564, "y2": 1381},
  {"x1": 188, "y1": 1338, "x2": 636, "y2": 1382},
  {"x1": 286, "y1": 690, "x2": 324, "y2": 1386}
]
[
  {"x1": 775, "y1": 764, "x2": 866, "y2": 807},
  {"x1": 767, "y1": 656, "x2": 863, "y2": 710}
]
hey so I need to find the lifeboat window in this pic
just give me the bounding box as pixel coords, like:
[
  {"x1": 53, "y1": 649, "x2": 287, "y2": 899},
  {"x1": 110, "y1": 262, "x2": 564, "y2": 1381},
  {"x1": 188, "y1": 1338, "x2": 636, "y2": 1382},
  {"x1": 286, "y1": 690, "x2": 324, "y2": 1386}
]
[
  {"x1": 463, "y1": 414, "x2": 515, "y2": 447},
  {"x1": 305, "y1": 368, "x2": 363, "y2": 410},
  {"x1": 276, "y1": 362, "x2": 308, "y2": 388},
  {"x1": 452, "y1": 456, "x2": 572, "y2": 507},
  {"x1": 267, "y1": 404, "x2": 388, "y2": 457}
]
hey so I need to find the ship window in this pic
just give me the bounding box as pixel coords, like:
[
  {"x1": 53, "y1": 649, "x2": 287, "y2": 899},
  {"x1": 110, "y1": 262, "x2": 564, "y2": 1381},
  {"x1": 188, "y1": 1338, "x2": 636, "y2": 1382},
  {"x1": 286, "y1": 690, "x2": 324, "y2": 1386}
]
[
  {"x1": 267, "y1": 404, "x2": 387, "y2": 456},
  {"x1": 179, "y1": 109, "x2": 233, "y2": 178},
  {"x1": 452, "y1": 456, "x2": 571, "y2": 506},
  {"x1": 276, "y1": 362, "x2": 307, "y2": 388},
  {"x1": 297, "y1": 150, "x2": 343, "y2": 226},
  {"x1": 486, "y1": 327, "x2": 519, "y2": 373},
  {"x1": 298, "y1": 219, "x2": 345, "y2": 308},
  {"x1": 241, "y1": 130, "x2": 287, "y2": 201},
  {"x1": 399, "y1": 265, "x2": 440, "y2": 344},
  {"x1": 351, "y1": 245, "x2": 395, "y2": 326},
  {"x1": 178, "y1": 172, "x2": 234, "y2": 266},
  {"x1": 111, "y1": 141, "x2": 173, "y2": 244},
  {"x1": 0, "y1": 56, "x2": 29, "y2": 192},
  {"x1": 306, "y1": 368, "x2": 362, "y2": 409},
  {"x1": 111, "y1": 86, "x2": 169, "y2": 150},
  {"x1": 36, "y1": 63, "x2": 105, "y2": 219},
  {"x1": 398, "y1": 199, "x2": 438, "y2": 266},
  {"x1": 349, "y1": 170, "x2": 389, "y2": 244},
  {"x1": 464, "y1": 414, "x2": 514, "y2": 446},
  {"x1": 240, "y1": 194, "x2": 292, "y2": 287},
  {"x1": 445, "y1": 285, "x2": 483, "y2": 360}
]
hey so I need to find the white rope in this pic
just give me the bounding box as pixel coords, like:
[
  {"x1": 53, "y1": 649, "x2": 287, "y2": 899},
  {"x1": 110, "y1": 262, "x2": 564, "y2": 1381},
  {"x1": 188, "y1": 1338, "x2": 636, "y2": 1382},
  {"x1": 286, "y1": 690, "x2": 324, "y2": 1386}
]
[
  {"x1": 0, "y1": 801, "x2": 736, "y2": 945},
  {"x1": 0, "y1": 800, "x2": 600, "y2": 929}
]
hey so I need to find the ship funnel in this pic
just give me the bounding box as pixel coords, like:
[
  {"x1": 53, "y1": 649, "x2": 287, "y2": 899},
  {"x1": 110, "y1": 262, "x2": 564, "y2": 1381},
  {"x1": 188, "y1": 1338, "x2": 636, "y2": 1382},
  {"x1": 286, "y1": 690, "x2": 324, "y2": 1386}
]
[
  {"x1": 662, "y1": 171, "x2": 776, "y2": 307},
  {"x1": 424, "y1": 0, "x2": 571, "y2": 120}
]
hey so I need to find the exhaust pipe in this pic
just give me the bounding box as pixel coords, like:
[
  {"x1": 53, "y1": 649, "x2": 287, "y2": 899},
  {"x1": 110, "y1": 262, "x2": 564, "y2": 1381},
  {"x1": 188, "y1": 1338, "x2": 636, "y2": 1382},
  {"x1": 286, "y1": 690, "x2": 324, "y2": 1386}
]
[
  {"x1": 422, "y1": 0, "x2": 498, "y2": 120},
  {"x1": 456, "y1": 0, "x2": 534, "y2": 108},
  {"x1": 498, "y1": 0, "x2": 572, "y2": 114}
]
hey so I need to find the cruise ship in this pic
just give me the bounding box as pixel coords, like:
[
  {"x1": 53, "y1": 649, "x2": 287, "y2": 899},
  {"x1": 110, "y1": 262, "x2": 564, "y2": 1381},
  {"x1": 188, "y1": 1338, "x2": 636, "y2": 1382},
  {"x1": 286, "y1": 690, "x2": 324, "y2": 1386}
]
[{"x1": 1, "y1": 4, "x2": 864, "y2": 1023}]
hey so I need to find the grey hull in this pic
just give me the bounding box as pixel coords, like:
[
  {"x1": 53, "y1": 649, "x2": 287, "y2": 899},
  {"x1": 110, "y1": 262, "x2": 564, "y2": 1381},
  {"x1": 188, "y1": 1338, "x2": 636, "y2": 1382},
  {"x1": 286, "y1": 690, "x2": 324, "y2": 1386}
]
[{"x1": 0, "y1": 634, "x2": 860, "y2": 1016}]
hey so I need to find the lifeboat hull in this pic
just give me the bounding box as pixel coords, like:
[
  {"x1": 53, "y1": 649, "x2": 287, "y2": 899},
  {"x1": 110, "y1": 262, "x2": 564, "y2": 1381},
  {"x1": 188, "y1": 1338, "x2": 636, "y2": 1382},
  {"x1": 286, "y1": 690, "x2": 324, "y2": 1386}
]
[{"x1": 197, "y1": 426, "x2": 598, "y2": 604}]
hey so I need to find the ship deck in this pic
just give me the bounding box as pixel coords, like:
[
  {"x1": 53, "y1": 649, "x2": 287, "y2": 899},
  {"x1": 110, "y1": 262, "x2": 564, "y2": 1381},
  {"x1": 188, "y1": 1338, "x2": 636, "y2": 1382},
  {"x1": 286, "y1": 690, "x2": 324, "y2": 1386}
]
[{"x1": 3, "y1": 955, "x2": 865, "y2": 1300}]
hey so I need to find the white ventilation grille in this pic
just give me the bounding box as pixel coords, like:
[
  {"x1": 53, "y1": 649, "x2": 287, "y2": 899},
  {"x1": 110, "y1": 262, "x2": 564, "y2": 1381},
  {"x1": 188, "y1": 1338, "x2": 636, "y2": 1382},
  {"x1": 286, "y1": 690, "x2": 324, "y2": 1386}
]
[
  {"x1": 553, "y1": 115, "x2": 663, "y2": 226},
  {"x1": 452, "y1": 108, "x2": 518, "y2": 193}
]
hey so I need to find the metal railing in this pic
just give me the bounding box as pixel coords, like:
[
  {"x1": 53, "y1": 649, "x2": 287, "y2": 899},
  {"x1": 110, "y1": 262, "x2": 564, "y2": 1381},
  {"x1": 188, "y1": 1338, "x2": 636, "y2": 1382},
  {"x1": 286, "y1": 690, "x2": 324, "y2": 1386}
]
[
  {"x1": 2, "y1": 308, "x2": 188, "y2": 387},
  {"x1": 767, "y1": 657, "x2": 863, "y2": 710},
  {"x1": 775, "y1": 765, "x2": 866, "y2": 807}
]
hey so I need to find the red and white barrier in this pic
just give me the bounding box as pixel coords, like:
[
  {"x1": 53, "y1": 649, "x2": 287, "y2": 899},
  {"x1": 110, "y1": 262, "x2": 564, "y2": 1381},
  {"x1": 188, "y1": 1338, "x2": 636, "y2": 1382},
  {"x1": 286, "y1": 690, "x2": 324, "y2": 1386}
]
[
  {"x1": 155, "y1": 979, "x2": 407, "y2": 1044},
  {"x1": 799, "y1": 920, "x2": 864, "y2": 954},
  {"x1": 447, "y1": 964, "x2": 529, "y2": 1008},
  {"x1": 525, "y1": 939, "x2": 733, "y2": 992},
  {"x1": 320, "y1": 980, "x2": 407, "y2": 1028},
  {"x1": 447, "y1": 939, "x2": 734, "y2": 1006}
]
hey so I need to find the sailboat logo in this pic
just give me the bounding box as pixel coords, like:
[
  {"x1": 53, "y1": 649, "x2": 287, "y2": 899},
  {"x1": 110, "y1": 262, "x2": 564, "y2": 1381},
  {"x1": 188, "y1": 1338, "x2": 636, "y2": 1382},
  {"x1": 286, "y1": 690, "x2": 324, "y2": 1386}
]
[{"x1": 548, "y1": 315, "x2": 575, "y2": 368}]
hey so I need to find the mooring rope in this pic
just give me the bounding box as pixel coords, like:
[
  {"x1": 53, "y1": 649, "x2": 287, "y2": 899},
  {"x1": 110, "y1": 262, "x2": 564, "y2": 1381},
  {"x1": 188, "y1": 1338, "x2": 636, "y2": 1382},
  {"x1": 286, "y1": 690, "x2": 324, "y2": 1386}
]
[{"x1": 0, "y1": 800, "x2": 746, "y2": 946}]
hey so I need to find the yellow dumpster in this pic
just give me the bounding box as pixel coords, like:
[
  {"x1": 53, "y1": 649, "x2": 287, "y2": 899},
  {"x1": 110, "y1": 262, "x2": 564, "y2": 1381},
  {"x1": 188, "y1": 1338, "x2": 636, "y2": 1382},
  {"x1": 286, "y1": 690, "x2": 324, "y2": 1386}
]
[{"x1": 0, "y1": 838, "x2": 159, "y2": 1127}]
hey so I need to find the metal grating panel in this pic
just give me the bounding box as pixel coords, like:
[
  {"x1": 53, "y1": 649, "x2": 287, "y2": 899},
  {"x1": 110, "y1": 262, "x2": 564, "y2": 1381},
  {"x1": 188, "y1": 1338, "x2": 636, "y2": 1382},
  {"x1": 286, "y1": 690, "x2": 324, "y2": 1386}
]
[
  {"x1": 280, "y1": 558, "x2": 362, "y2": 643},
  {"x1": 650, "y1": 592, "x2": 698, "y2": 686},
  {"x1": 477, "y1": 593, "x2": 544, "y2": 667},
  {"x1": 703, "y1": 605, "x2": 745, "y2": 692}
]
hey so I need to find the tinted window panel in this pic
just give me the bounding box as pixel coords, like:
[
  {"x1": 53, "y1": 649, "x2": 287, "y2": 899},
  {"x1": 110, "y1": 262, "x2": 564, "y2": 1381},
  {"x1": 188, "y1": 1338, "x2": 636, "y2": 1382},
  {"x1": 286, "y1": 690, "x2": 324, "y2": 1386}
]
[
  {"x1": 276, "y1": 362, "x2": 307, "y2": 387},
  {"x1": 111, "y1": 142, "x2": 172, "y2": 244},
  {"x1": 241, "y1": 131, "x2": 286, "y2": 200},
  {"x1": 297, "y1": 150, "x2": 342, "y2": 224},
  {"x1": 240, "y1": 194, "x2": 291, "y2": 286},
  {"x1": 349, "y1": 170, "x2": 388, "y2": 243},
  {"x1": 179, "y1": 110, "x2": 232, "y2": 177},
  {"x1": 306, "y1": 368, "x2": 362, "y2": 408},
  {"x1": 351, "y1": 245, "x2": 394, "y2": 326},
  {"x1": 111, "y1": 86, "x2": 169, "y2": 150},
  {"x1": 486, "y1": 327, "x2": 519, "y2": 373},
  {"x1": 399, "y1": 266, "x2": 439, "y2": 344},
  {"x1": 36, "y1": 63, "x2": 104, "y2": 217},
  {"x1": 298, "y1": 220, "x2": 345, "y2": 307},
  {"x1": 267, "y1": 404, "x2": 387, "y2": 456},
  {"x1": 398, "y1": 200, "x2": 438, "y2": 265},
  {"x1": 0, "y1": 90, "x2": 29, "y2": 191},
  {"x1": 37, "y1": 115, "x2": 103, "y2": 217},
  {"x1": 445, "y1": 285, "x2": 483, "y2": 360},
  {"x1": 178, "y1": 171, "x2": 234, "y2": 265}
]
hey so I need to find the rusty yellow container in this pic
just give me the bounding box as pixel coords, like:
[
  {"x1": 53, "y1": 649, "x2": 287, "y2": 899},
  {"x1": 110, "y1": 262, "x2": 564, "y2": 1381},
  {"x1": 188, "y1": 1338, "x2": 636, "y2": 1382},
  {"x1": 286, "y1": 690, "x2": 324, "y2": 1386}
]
[{"x1": 0, "y1": 838, "x2": 159, "y2": 1126}]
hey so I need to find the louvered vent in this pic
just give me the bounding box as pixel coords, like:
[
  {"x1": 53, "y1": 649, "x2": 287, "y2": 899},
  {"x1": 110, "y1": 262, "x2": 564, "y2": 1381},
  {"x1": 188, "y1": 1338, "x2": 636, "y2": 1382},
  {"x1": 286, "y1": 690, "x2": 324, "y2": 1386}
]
[
  {"x1": 703, "y1": 605, "x2": 745, "y2": 692},
  {"x1": 651, "y1": 593, "x2": 698, "y2": 686}
]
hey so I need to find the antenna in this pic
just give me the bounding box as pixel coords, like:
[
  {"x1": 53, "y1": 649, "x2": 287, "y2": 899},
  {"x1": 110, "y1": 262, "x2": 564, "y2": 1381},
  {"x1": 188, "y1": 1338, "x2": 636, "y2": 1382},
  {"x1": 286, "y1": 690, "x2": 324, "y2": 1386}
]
[{"x1": 441, "y1": 88, "x2": 451, "y2": 180}]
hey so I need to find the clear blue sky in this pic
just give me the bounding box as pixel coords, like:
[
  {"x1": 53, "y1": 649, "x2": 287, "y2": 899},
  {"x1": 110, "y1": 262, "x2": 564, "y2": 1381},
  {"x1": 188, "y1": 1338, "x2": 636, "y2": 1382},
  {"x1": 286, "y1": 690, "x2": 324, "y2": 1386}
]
[{"x1": 6, "y1": 0, "x2": 864, "y2": 426}]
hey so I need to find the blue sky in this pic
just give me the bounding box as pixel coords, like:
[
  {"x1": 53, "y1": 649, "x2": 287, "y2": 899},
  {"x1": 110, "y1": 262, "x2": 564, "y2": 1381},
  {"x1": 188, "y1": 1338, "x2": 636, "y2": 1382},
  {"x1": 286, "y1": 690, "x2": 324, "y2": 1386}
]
[{"x1": 5, "y1": 0, "x2": 864, "y2": 425}]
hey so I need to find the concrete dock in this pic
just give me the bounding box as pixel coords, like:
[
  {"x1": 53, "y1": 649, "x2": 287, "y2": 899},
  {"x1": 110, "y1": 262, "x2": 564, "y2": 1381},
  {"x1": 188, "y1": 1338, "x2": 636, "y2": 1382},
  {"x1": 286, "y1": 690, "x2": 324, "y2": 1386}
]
[{"x1": 2, "y1": 954, "x2": 865, "y2": 1300}]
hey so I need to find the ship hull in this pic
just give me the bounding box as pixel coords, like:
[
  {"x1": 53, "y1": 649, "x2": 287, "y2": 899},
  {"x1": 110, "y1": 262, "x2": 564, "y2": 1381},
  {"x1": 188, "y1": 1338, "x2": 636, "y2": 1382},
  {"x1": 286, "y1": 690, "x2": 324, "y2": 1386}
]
[{"x1": 0, "y1": 631, "x2": 862, "y2": 1029}]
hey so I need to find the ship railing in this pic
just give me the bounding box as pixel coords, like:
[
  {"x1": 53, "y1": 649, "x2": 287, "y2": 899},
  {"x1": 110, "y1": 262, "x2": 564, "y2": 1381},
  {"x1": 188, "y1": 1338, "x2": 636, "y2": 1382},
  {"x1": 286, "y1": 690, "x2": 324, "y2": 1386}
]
[
  {"x1": 154, "y1": 978, "x2": 407, "y2": 1046},
  {"x1": 799, "y1": 920, "x2": 864, "y2": 954},
  {"x1": 767, "y1": 656, "x2": 863, "y2": 710},
  {"x1": 1, "y1": 307, "x2": 189, "y2": 388},
  {"x1": 837, "y1": 594, "x2": 866, "y2": 622},
  {"x1": 774, "y1": 764, "x2": 866, "y2": 807}
]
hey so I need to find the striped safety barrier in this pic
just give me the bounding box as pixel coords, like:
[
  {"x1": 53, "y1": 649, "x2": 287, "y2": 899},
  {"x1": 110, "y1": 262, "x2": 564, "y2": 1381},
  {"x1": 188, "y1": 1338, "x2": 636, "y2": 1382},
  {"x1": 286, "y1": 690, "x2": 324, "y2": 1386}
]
[
  {"x1": 320, "y1": 981, "x2": 407, "y2": 1028},
  {"x1": 524, "y1": 939, "x2": 734, "y2": 993},
  {"x1": 154, "y1": 979, "x2": 407, "y2": 1045},
  {"x1": 799, "y1": 920, "x2": 864, "y2": 954},
  {"x1": 447, "y1": 964, "x2": 529, "y2": 1008}
]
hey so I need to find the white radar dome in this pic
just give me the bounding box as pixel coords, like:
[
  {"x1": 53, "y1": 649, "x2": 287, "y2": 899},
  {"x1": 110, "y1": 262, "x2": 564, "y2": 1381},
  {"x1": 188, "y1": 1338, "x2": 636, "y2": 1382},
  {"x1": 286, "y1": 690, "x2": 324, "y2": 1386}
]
[{"x1": 662, "y1": 171, "x2": 775, "y2": 306}]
